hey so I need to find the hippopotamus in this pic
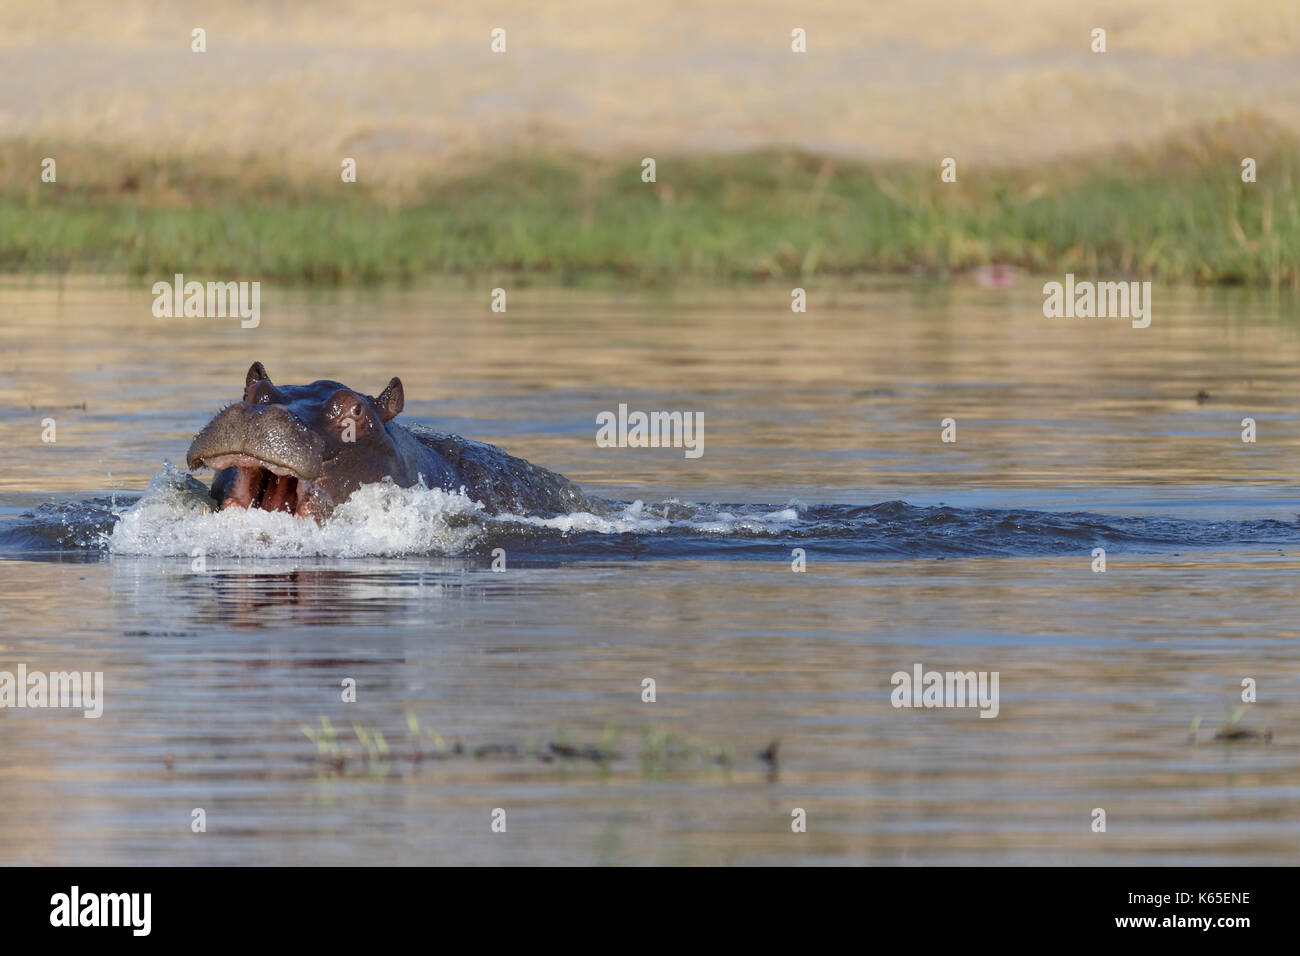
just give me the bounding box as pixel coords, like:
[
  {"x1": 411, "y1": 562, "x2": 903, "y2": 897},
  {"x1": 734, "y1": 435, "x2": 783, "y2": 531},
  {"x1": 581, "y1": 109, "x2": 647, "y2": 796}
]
[{"x1": 186, "y1": 362, "x2": 594, "y2": 520}]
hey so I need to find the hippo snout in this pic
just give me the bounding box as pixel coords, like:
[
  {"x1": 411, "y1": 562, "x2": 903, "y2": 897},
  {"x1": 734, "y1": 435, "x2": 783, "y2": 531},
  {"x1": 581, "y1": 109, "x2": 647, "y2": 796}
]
[{"x1": 187, "y1": 402, "x2": 326, "y2": 480}]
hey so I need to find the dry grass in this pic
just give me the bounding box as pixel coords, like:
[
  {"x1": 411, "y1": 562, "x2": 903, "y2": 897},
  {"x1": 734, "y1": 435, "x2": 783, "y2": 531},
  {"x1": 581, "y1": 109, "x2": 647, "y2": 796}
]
[{"x1": 1, "y1": 0, "x2": 1297, "y2": 177}]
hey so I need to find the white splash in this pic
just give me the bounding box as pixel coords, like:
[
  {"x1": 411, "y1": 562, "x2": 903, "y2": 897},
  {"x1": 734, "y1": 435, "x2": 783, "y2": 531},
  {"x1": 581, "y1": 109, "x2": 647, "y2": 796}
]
[
  {"x1": 105, "y1": 465, "x2": 809, "y2": 557},
  {"x1": 107, "y1": 463, "x2": 487, "y2": 557}
]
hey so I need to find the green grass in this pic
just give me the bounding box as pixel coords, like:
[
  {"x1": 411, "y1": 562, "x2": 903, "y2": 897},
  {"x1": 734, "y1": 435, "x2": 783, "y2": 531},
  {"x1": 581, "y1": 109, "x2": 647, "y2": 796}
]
[{"x1": 2, "y1": 125, "x2": 1297, "y2": 287}]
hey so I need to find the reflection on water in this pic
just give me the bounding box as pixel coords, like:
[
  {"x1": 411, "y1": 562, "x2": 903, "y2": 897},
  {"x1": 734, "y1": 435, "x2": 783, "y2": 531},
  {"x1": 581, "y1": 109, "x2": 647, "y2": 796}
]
[{"x1": 0, "y1": 280, "x2": 1298, "y2": 864}]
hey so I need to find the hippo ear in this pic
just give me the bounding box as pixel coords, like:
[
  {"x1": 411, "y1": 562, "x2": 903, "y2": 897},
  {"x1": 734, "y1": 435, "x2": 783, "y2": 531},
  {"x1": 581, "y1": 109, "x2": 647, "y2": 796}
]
[
  {"x1": 375, "y1": 377, "x2": 404, "y2": 422},
  {"x1": 246, "y1": 362, "x2": 270, "y2": 387}
]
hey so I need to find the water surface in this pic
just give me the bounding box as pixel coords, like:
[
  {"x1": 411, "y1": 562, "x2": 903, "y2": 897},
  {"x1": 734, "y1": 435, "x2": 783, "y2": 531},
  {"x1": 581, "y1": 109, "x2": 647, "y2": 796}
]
[{"x1": 1, "y1": 279, "x2": 1297, "y2": 864}]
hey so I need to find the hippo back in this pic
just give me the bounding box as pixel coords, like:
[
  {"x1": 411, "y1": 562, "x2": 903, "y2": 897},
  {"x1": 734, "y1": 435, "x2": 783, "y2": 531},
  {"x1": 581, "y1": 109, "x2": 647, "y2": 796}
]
[{"x1": 402, "y1": 424, "x2": 600, "y2": 517}]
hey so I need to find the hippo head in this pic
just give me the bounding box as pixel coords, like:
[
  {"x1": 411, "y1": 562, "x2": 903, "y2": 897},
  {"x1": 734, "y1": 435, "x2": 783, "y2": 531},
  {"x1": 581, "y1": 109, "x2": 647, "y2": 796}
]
[{"x1": 187, "y1": 362, "x2": 406, "y2": 519}]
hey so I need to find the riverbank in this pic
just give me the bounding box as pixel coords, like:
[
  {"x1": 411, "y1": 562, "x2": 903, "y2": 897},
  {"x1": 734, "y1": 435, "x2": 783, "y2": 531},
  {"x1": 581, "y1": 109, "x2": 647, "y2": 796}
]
[{"x1": 2, "y1": 119, "x2": 1296, "y2": 287}]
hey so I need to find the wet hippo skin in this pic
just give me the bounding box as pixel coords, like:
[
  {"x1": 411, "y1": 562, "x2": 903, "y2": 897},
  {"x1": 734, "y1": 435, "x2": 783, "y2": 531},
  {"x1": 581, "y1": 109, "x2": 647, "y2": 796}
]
[{"x1": 187, "y1": 362, "x2": 594, "y2": 520}]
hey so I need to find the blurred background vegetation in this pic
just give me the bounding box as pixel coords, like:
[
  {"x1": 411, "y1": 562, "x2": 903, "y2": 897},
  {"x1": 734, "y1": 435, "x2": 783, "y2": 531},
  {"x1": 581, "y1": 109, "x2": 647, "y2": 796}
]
[{"x1": 1, "y1": 1, "x2": 1297, "y2": 287}]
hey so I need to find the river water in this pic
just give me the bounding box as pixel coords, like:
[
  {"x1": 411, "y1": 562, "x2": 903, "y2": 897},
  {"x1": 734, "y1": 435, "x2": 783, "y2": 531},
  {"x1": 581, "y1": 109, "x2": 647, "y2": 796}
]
[{"x1": 1, "y1": 278, "x2": 1297, "y2": 864}]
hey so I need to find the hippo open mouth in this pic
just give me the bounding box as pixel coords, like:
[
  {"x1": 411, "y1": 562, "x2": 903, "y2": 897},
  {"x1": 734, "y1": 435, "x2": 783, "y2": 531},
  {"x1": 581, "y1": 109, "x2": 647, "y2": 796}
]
[{"x1": 191, "y1": 451, "x2": 324, "y2": 517}]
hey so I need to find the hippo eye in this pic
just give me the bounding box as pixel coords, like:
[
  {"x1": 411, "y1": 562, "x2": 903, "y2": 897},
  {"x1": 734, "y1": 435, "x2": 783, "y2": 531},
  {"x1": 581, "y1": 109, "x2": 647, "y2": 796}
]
[{"x1": 350, "y1": 403, "x2": 363, "y2": 418}]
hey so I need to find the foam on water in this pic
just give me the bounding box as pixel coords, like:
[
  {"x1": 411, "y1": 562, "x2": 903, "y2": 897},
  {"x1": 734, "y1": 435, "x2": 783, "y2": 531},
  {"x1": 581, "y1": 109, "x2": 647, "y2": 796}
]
[
  {"x1": 100, "y1": 465, "x2": 808, "y2": 558},
  {"x1": 107, "y1": 463, "x2": 489, "y2": 557},
  {"x1": 497, "y1": 497, "x2": 806, "y2": 535}
]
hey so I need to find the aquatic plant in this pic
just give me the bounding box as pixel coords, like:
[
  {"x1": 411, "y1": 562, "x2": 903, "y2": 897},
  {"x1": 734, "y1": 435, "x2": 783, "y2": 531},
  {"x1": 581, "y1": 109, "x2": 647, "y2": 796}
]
[{"x1": 1190, "y1": 706, "x2": 1274, "y2": 744}]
